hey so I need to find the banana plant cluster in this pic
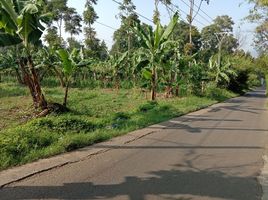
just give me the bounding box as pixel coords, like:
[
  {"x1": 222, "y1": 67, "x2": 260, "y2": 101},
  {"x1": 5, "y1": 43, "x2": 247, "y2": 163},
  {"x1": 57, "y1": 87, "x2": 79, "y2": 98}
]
[
  {"x1": 57, "y1": 48, "x2": 92, "y2": 106},
  {"x1": 0, "y1": 0, "x2": 51, "y2": 110},
  {"x1": 132, "y1": 13, "x2": 179, "y2": 100},
  {"x1": 208, "y1": 56, "x2": 237, "y2": 86}
]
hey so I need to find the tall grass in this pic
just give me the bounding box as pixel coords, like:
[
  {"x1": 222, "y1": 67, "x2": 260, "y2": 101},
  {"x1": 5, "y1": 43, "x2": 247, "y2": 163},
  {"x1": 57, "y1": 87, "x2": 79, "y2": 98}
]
[{"x1": 0, "y1": 82, "x2": 236, "y2": 170}]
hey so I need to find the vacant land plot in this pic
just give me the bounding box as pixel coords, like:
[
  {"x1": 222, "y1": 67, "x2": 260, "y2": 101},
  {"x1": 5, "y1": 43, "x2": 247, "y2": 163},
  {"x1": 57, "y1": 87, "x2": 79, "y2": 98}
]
[{"x1": 0, "y1": 82, "x2": 236, "y2": 170}]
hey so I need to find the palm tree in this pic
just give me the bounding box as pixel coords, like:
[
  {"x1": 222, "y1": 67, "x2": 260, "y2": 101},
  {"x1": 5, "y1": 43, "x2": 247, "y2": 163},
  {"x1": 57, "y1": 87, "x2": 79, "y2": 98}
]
[{"x1": 64, "y1": 8, "x2": 82, "y2": 40}]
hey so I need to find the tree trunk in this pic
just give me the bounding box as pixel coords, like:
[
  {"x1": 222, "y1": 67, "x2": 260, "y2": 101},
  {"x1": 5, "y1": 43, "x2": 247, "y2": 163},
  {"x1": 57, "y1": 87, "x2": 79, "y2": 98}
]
[
  {"x1": 175, "y1": 85, "x2": 180, "y2": 97},
  {"x1": 116, "y1": 76, "x2": 120, "y2": 94},
  {"x1": 165, "y1": 85, "x2": 173, "y2": 98},
  {"x1": 151, "y1": 68, "x2": 157, "y2": 101},
  {"x1": 19, "y1": 58, "x2": 38, "y2": 107},
  {"x1": 63, "y1": 80, "x2": 70, "y2": 107},
  {"x1": 27, "y1": 56, "x2": 47, "y2": 110}
]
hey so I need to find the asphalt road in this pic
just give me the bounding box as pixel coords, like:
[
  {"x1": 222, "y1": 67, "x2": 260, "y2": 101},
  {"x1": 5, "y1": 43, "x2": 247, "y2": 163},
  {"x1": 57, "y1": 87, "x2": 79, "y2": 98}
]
[{"x1": 1, "y1": 88, "x2": 268, "y2": 200}]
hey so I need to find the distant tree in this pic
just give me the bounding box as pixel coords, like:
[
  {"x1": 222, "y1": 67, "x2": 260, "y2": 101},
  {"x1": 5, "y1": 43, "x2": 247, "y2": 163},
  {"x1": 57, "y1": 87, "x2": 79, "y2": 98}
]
[
  {"x1": 64, "y1": 8, "x2": 82, "y2": 41},
  {"x1": 173, "y1": 21, "x2": 201, "y2": 55},
  {"x1": 187, "y1": 0, "x2": 210, "y2": 53},
  {"x1": 110, "y1": 14, "x2": 140, "y2": 54},
  {"x1": 67, "y1": 38, "x2": 82, "y2": 50},
  {"x1": 0, "y1": 47, "x2": 24, "y2": 85},
  {"x1": 44, "y1": 26, "x2": 63, "y2": 49},
  {"x1": 200, "y1": 15, "x2": 238, "y2": 60},
  {"x1": 47, "y1": 0, "x2": 68, "y2": 39},
  {"x1": 83, "y1": 0, "x2": 107, "y2": 59},
  {"x1": 246, "y1": 0, "x2": 268, "y2": 53},
  {"x1": 254, "y1": 21, "x2": 268, "y2": 53},
  {"x1": 118, "y1": 0, "x2": 137, "y2": 54}
]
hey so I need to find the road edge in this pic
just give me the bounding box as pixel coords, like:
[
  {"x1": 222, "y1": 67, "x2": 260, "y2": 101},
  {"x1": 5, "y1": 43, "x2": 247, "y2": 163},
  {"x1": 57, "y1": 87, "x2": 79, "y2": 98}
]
[{"x1": 0, "y1": 95, "x2": 247, "y2": 188}]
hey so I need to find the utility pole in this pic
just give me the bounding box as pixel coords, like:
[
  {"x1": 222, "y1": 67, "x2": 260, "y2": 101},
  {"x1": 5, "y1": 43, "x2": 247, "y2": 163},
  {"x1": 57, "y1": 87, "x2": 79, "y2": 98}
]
[
  {"x1": 215, "y1": 32, "x2": 228, "y2": 68},
  {"x1": 188, "y1": 0, "x2": 194, "y2": 45},
  {"x1": 187, "y1": 0, "x2": 209, "y2": 53}
]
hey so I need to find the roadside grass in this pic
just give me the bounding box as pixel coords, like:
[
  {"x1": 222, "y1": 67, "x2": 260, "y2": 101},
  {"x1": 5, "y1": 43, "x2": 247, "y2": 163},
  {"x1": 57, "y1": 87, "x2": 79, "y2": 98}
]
[
  {"x1": 265, "y1": 74, "x2": 268, "y2": 96},
  {"x1": 0, "y1": 83, "x2": 33, "y2": 130},
  {"x1": 0, "y1": 83, "x2": 236, "y2": 170}
]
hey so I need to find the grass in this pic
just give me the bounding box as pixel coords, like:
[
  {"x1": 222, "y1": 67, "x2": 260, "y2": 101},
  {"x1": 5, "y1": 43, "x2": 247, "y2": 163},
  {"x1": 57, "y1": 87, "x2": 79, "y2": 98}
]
[
  {"x1": 0, "y1": 82, "x2": 236, "y2": 170},
  {"x1": 265, "y1": 74, "x2": 268, "y2": 96}
]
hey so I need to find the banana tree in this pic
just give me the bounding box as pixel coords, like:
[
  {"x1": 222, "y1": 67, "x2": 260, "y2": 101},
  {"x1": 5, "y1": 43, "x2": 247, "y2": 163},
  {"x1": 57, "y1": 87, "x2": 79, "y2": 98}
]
[
  {"x1": 58, "y1": 48, "x2": 91, "y2": 107},
  {"x1": 109, "y1": 52, "x2": 128, "y2": 90},
  {"x1": 158, "y1": 41, "x2": 181, "y2": 98},
  {"x1": 35, "y1": 48, "x2": 66, "y2": 87},
  {"x1": 208, "y1": 57, "x2": 237, "y2": 86},
  {"x1": 0, "y1": 47, "x2": 25, "y2": 84},
  {"x1": 58, "y1": 49, "x2": 76, "y2": 107},
  {"x1": 0, "y1": 0, "x2": 51, "y2": 109},
  {"x1": 132, "y1": 13, "x2": 179, "y2": 101}
]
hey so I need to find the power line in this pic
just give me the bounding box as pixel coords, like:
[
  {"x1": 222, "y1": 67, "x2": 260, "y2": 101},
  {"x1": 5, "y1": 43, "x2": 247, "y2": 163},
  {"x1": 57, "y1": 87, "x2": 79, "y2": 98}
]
[
  {"x1": 192, "y1": 0, "x2": 214, "y2": 21},
  {"x1": 95, "y1": 21, "x2": 117, "y2": 31},
  {"x1": 177, "y1": 0, "x2": 213, "y2": 24},
  {"x1": 166, "y1": 2, "x2": 207, "y2": 27},
  {"x1": 111, "y1": 0, "x2": 154, "y2": 24}
]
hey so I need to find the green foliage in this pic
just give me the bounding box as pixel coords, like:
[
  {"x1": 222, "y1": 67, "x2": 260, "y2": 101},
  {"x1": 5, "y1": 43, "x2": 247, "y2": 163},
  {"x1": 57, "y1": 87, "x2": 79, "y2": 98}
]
[
  {"x1": 31, "y1": 117, "x2": 97, "y2": 133},
  {"x1": 0, "y1": 0, "x2": 262, "y2": 171},
  {"x1": 133, "y1": 13, "x2": 179, "y2": 100},
  {"x1": 0, "y1": 0, "x2": 51, "y2": 48},
  {"x1": 138, "y1": 101, "x2": 158, "y2": 112},
  {"x1": 113, "y1": 112, "x2": 131, "y2": 121},
  {"x1": 228, "y1": 51, "x2": 259, "y2": 93},
  {"x1": 0, "y1": 83, "x2": 237, "y2": 170},
  {"x1": 58, "y1": 49, "x2": 75, "y2": 76},
  {"x1": 208, "y1": 56, "x2": 237, "y2": 86},
  {"x1": 266, "y1": 74, "x2": 268, "y2": 96},
  {"x1": 44, "y1": 26, "x2": 63, "y2": 48},
  {"x1": 172, "y1": 21, "x2": 201, "y2": 55},
  {"x1": 200, "y1": 15, "x2": 238, "y2": 58},
  {"x1": 205, "y1": 83, "x2": 237, "y2": 101}
]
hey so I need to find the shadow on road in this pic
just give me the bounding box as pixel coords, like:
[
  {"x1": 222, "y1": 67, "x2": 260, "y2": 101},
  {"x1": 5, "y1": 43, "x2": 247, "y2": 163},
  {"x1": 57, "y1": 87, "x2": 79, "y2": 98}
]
[
  {"x1": 0, "y1": 90, "x2": 265, "y2": 200},
  {"x1": 0, "y1": 168, "x2": 261, "y2": 200}
]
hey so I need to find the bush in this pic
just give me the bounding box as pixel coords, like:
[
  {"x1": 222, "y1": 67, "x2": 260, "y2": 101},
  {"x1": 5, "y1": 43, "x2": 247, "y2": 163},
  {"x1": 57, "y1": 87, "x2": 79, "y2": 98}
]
[
  {"x1": 30, "y1": 117, "x2": 97, "y2": 133},
  {"x1": 138, "y1": 101, "x2": 158, "y2": 112},
  {"x1": 228, "y1": 70, "x2": 249, "y2": 94},
  {"x1": 247, "y1": 73, "x2": 261, "y2": 87},
  {"x1": 113, "y1": 112, "x2": 130, "y2": 121},
  {"x1": 205, "y1": 83, "x2": 235, "y2": 101},
  {"x1": 0, "y1": 128, "x2": 57, "y2": 169}
]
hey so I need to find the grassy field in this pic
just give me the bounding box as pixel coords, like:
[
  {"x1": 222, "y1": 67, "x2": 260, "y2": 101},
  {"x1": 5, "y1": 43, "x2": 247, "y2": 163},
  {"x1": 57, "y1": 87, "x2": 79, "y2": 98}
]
[{"x1": 0, "y1": 82, "x2": 236, "y2": 170}]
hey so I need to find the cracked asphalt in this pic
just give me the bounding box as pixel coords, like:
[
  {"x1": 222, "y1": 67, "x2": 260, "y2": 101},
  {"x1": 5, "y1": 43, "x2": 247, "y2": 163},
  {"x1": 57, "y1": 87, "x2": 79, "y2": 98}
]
[{"x1": 1, "y1": 88, "x2": 268, "y2": 200}]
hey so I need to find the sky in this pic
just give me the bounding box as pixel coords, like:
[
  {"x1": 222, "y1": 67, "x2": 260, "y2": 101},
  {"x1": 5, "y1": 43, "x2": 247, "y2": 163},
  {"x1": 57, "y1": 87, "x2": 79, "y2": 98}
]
[{"x1": 66, "y1": 0, "x2": 258, "y2": 55}]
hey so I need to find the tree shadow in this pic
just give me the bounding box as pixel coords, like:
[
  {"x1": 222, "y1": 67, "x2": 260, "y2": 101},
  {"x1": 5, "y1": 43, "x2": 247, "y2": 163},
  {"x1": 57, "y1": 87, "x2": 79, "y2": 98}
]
[
  {"x1": 208, "y1": 105, "x2": 261, "y2": 114},
  {"x1": 0, "y1": 168, "x2": 261, "y2": 200},
  {"x1": 244, "y1": 88, "x2": 266, "y2": 99},
  {"x1": 147, "y1": 118, "x2": 268, "y2": 133},
  {"x1": 178, "y1": 116, "x2": 242, "y2": 122}
]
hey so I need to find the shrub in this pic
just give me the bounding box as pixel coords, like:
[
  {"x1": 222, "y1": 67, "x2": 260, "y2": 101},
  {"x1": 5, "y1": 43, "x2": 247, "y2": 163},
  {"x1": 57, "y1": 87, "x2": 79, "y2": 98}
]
[
  {"x1": 31, "y1": 117, "x2": 97, "y2": 133},
  {"x1": 205, "y1": 83, "x2": 235, "y2": 101},
  {"x1": 138, "y1": 101, "x2": 158, "y2": 112}
]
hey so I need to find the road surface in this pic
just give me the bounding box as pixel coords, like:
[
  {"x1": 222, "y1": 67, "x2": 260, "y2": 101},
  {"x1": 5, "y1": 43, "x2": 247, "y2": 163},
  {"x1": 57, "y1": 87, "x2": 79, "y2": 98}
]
[{"x1": 1, "y1": 88, "x2": 268, "y2": 200}]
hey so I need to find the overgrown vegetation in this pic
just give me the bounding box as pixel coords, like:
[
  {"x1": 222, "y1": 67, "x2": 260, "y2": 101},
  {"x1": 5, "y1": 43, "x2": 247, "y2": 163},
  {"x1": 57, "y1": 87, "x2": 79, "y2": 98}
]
[
  {"x1": 0, "y1": 82, "x2": 236, "y2": 170},
  {"x1": 0, "y1": 0, "x2": 265, "y2": 170}
]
